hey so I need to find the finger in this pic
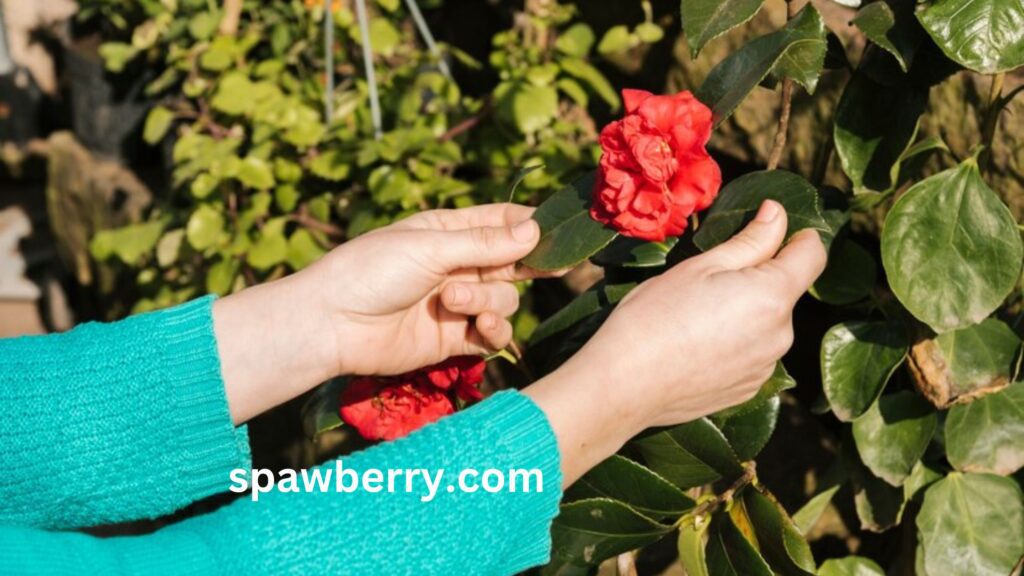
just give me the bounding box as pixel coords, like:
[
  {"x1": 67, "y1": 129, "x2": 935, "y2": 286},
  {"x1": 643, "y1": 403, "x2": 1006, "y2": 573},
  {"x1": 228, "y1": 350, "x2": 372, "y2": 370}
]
[
  {"x1": 473, "y1": 312, "x2": 514, "y2": 351},
  {"x1": 430, "y1": 219, "x2": 540, "y2": 272},
  {"x1": 441, "y1": 281, "x2": 520, "y2": 317},
  {"x1": 699, "y1": 200, "x2": 787, "y2": 271},
  {"x1": 397, "y1": 203, "x2": 536, "y2": 231},
  {"x1": 764, "y1": 228, "x2": 828, "y2": 301}
]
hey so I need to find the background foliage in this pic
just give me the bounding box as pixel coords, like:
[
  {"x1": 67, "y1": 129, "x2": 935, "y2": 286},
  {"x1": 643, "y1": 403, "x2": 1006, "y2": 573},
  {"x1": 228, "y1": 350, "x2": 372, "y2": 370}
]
[{"x1": 71, "y1": 0, "x2": 1024, "y2": 574}]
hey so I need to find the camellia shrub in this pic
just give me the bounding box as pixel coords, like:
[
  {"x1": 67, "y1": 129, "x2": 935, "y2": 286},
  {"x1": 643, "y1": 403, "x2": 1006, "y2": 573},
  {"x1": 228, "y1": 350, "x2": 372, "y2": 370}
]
[{"x1": 84, "y1": 0, "x2": 1024, "y2": 575}]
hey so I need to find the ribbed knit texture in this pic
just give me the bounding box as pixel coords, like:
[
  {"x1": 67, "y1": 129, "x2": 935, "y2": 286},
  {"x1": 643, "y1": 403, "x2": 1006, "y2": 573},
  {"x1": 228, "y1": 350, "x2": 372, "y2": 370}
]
[
  {"x1": 0, "y1": 298, "x2": 564, "y2": 575},
  {"x1": 0, "y1": 296, "x2": 250, "y2": 529}
]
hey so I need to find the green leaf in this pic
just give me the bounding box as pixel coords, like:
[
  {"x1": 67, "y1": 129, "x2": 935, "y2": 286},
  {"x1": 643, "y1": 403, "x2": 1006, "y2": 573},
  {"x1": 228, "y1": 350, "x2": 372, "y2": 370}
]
[
  {"x1": 186, "y1": 205, "x2": 226, "y2": 251},
  {"x1": 556, "y1": 23, "x2": 596, "y2": 57},
  {"x1": 818, "y1": 556, "x2": 885, "y2": 576},
  {"x1": 597, "y1": 25, "x2": 634, "y2": 55},
  {"x1": 742, "y1": 488, "x2": 816, "y2": 576},
  {"x1": 559, "y1": 57, "x2": 620, "y2": 110},
  {"x1": 810, "y1": 237, "x2": 876, "y2": 305},
  {"x1": 211, "y1": 73, "x2": 255, "y2": 115},
  {"x1": 852, "y1": 391, "x2": 938, "y2": 486},
  {"x1": 946, "y1": 382, "x2": 1024, "y2": 475},
  {"x1": 710, "y1": 395, "x2": 779, "y2": 461},
  {"x1": 635, "y1": 23, "x2": 664, "y2": 44},
  {"x1": 705, "y1": 512, "x2": 773, "y2": 576},
  {"x1": 98, "y1": 42, "x2": 138, "y2": 73},
  {"x1": 530, "y1": 282, "x2": 635, "y2": 345},
  {"x1": 496, "y1": 82, "x2": 559, "y2": 134},
  {"x1": 309, "y1": 149, "x2": 352, "y2": 181},
  {"x1": 156, "y1": 229, "x2": 185, "y2": 268},
  {"x1": 852, "y1": 1, "x2": 918, "y2": 72},
  {"x1": 882, "y1": 159, "x2": 1024, "y2": 333},
  {"x1": 633, "y1": 419, "x2": 745, "y2": 490},
  {"x1": 564, "y1": 455, "x2": 695, "y2": 518},
  {"x1": 550, "y1": 498, "x2": 673, "y2": 566},
  {"x1": 912, "y1": 318, "x2": 1022, "y2": 407},
  {"x1": 712, "y1": 362, "x2": 796, "y2": 420},
  {"x1": 236, "y1": 157, "x2": 275, "y2": 190},
  {"x1": 844, "y1": 439, "x2": 906, "y2": 532},
  {"x1": 287, "y1": 229, "x2": 327, "y2": 270},
  {"x1": 917, "y1": 473, "x2": 1024, "y2": 576},
  {"x1": 205, "y1": 258, "x2": 238, "y2": 296},
  {"x1": 772, "y1": 14, "x2": 827, "y2": 94},
  {"x1": 680, "y1": 0, "x2": 765, "y2": 58},
  {"x1": 300, "y1": 378, "x2": 348, "y2": 438},
  {"x1": 89, "y1": 220, "x2": 167, "y2": 264},
  {"x1": 143, "y1": 106, "x2": 174, "y2": 145},
  {"x1": 792, "y1": 484, "x2": 841, "y2": 535},
  {"x1": 833, "y1": 73, "x2": 929, "y2": 194},
  {"x1": 521, "y1": 173, "x2": 618, "y2": 271},
  {"x1": 695, "y1": 5, "x2": 825, "y2": 126},
  {"x1": 248, "y1": 220, "x2": 289, "y2": 271},
  {"x1": 693, "y1": 170, "x2": 831, "y2": 252},
  {"x1": 821, "y1": 321, "x2": 908, "y2": 422},
  {"x1": 590, "y1": 236, "x2": 677, "y2": 269},
  {"x1": 917, "y1": 0, "x2": 1024, "y2": 74},
  {"x1": 904, "y1": 460, "x2": 943, "y2": 502},
  {"x1": 677, "y1": 516, "x2": 710, "y2": 576}
]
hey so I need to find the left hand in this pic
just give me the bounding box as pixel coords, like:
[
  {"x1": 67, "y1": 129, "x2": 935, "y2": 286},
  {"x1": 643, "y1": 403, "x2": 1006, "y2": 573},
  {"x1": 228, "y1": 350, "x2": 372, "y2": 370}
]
[
  {"x1": 214, "y1": 203, "x2": 550, "y2": 423},
  {"x1": 309, "y1": 203, "x2": 550, "y2": 376}
]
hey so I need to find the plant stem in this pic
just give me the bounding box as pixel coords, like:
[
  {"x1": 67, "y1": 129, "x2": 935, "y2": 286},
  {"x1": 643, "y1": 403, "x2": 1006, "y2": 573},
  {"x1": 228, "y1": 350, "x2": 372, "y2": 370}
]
[
  {"x1": 766, "y1": 0, "x2": 798, "y2": 170},
  {"x1": 979, "y1": 72, "x2": 1006, "y2": 171}
]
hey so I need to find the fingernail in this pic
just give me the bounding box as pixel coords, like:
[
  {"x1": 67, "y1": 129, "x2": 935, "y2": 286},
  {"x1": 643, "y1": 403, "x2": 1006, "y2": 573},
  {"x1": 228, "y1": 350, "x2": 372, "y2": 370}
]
[
  {"x1": 449, "y1": 285, "x2": 469, "y2": 306},
  {"x1": 512, "y1": 219, "x2": 538, "y2": 243},
  {"x1": 755, "y1": 200, "x2": 780, "y2": 223}
]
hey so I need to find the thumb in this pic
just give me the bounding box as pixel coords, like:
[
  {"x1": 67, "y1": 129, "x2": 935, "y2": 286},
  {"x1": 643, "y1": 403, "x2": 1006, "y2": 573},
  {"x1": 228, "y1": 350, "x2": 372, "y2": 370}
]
[
  {"x1": 702, "y1": 200, "x2": 787, "y2": 270},
  {"x1": 430, "y1": 219, "x2": 540, "y2": 271}
]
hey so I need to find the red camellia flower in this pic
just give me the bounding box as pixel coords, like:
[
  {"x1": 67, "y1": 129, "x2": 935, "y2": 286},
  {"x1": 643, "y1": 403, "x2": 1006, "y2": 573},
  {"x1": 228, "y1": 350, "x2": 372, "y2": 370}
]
[
  {"x1": 592, "y1": 89, "x2": 722, "y2": 242},
  {"x1": 339, "y1": 356, "x2": 487, "y2": 441}
]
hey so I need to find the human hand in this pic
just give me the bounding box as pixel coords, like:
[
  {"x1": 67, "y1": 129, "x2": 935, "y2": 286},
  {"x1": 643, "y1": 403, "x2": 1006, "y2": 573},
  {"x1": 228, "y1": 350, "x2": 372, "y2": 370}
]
[
  {"x1": 306, "y1": 203, "x2": 550, "y2": 377},
  {"x1": 524, "y1": 200, "x2": 827, "y2": 483}
]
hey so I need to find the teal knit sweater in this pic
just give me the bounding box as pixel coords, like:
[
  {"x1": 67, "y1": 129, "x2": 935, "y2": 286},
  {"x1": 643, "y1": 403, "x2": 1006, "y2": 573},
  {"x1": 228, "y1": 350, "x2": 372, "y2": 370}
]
[{"x1": 0, "y1": 296, "x2": 563, "y2": 574}]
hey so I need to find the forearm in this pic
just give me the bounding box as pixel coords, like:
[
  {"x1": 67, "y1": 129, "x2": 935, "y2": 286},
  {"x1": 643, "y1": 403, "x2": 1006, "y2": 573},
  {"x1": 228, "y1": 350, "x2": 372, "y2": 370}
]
[
  {"x1": 213, "y1": 266, "x2": 337, "y2": 424},
  {"x1": 0, "y1": 297, "x2": 250, "y2": 529},
  {"x1": 0, "y1": 392, "x2": 563, "y2": 575}
]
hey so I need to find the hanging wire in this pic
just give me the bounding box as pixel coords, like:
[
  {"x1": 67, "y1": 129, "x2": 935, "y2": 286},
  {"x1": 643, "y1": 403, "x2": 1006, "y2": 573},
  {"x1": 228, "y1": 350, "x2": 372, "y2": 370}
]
[
  {"x1": 323, "y1": 0, "x2": 334, "y2": 122},
  {"x1": 403, "y1": 0, "x2": 450, "y2": 79},
  {"x1": 353, "y1": 0, "x2": 383, "y2": 140}
]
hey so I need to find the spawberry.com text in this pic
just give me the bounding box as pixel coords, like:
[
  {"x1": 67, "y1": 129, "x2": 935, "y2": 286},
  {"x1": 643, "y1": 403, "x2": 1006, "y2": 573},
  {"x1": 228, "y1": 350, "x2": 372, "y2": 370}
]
[{"x1": 229, "y1": 461, "x2": 545, "y2": 502}]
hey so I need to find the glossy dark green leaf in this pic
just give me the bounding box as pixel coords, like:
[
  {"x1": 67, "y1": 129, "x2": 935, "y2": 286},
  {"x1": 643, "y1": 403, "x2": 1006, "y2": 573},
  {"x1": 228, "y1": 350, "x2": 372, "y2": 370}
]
[
  {"x1": 946, "y1": 382, "x2": 1024, "y2": 475},
  {"x1": 903, "y1": 461, "x2": 943, "y2": 503},
  {"x1": 917, "y1": 473, "x2": 1024, "y2": 576},
  {"x1": 810, "y1": 237, "x2": 876, "y2": 305},
  {"x1": 821, "y1": 321, "x2": 908, "y2": 422},
  {"x1": 852, "y1": 391, "x2": 938, "y2": 486},
  {"x1": 521, "y1": 173, "x2": 618, "y2": 271},
  {"x1": 772, "y1": 13, "x2": 828, "y2": 94},
  {"x1": 680, "y1": 0, "x2": 766, "y2": 58},
  {"x1": 844, "y1": 439, "x2": 906, "y2": 532},
  {"x1": 712, "y1": 362, "x2": 796, "y2": 420},
  {"x1": 693, "y1": 170, "x2": 831, "y2": 252},
  {"x1": 549, "y1": 498, "x2": 673, "y2": 566},
  {"x1": 591, "y1": 236, "x2": 677, "y2": 269},
  {"x1": 882, "y1": 159, "x2": 1024, "y2": 333},
  {"x1": 529, "y1": 282, "x2": 635, "y2": 345},
  {"x1": 834, "y1": 73, "x2": 929, "y2": 194},
  {"x1": 792, "y1": 484, "x2": 840, "y2": 535},
  {"x1": 912, "y1": 318, "x2": 1021, "y2": 406},
  {"x1": 818, "y1": 556, "x2": 885, "y2": 576},
  {"x1": 852, "y1": 1, "x2": 918, "y2": 72},
  {"x1": 917, "y1": 0, "x2": 1024, "y2": 74},
  {"x1": 696, "y1": 5, "x2": 825, "y2": 126},
  {"x1": 704, "y1": 513, "x2": 773, "y2": 576},
  {"x1": 564, "y1": 455, "x2": 695, "y2": 518},
  {"x1": 710, "y1": 395, "x2": 779, "y2": 461},
  {"x1": 742, "y1": 488, "x2": 816, "y2": 575},
  {"x1": 633, "y1": 419, "x2": 745, "y2": 490}
]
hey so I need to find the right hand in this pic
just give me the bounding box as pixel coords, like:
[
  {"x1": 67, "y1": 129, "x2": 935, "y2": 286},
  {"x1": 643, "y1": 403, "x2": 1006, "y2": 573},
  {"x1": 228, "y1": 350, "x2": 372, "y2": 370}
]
[{"x1": 525, "y1": 200, "x2": 827, "y2": 484}]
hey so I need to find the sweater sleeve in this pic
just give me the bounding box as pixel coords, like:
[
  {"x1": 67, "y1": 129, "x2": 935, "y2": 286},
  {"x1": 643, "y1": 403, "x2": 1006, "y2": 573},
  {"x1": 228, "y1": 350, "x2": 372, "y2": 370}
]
[
  {"x1": 0, "y1": 296, "x2": 251, "y2": 529},
  {"x1": 0, "y1": 391, "x2": 564, "y2": 576}
]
